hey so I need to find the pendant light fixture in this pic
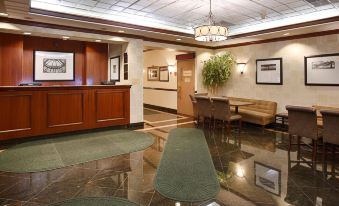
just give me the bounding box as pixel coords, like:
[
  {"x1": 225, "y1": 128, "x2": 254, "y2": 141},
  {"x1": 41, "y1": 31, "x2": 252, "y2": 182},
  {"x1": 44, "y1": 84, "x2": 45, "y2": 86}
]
[{"x1": 194, "y1": 0, "x2": 228, "y2": 42}]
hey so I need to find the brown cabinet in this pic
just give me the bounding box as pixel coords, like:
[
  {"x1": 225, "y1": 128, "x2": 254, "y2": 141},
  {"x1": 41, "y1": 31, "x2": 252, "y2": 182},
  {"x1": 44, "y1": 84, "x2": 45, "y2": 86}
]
[{"x1": 0, "y1": 85, "x2": 130, "y2": 140}]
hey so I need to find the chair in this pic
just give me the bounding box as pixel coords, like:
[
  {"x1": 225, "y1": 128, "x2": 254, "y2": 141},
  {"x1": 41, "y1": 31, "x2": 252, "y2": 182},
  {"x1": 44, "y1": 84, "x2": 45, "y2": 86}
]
[
  {"x1": 211, "y1": 97, "x2": 242, "y2": 138},
  {"x1": 195, "y1": 96, "x2": 213, "y2": 127},
  {"x1": 189, "y1": 94, "x2": 197, "y2": 122},
  {"x1": 286, "y1": 105, "x2": 320, "y2": 170},
  {"x1": 320, "y1": 110, "x2": 339, "y2": 177}
]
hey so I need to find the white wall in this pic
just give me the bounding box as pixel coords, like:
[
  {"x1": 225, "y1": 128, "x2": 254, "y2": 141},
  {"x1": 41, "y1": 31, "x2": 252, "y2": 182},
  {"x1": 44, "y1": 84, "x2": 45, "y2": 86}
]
[
  {"x1": 195, "y1": 34, "x2": 339, "y2": 113},
  {"x1": 143, "y1": 49, "x2": 185, "y2": 110}
]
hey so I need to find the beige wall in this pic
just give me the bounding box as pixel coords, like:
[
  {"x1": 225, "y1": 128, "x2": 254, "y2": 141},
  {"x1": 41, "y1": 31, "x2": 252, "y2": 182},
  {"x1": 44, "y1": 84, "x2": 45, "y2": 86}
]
[
  {"x1": 200, "y1": 34, "x2": 339, "y2": 113},
  {"x1": 143, "y1": 49, "x2": 185, "y2": 110}
]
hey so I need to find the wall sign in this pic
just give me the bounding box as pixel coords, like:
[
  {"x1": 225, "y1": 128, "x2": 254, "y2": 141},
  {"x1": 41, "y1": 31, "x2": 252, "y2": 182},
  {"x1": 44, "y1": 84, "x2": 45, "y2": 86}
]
[
  {"x1": 159, "y1": 66, "x2": 169, "y2": 82},
  {"x1": 305, "y1": 53, "x2": 339, "y2": 86},
  {"x1": 256, "y1": 58, "x2": 283, "y2": 85},
  {"x1": 147, "y1": 67, "x2": 159, "y2": 81},
  {"x1": 33, "y1": 50, "x2": 75, "y2": 81}
]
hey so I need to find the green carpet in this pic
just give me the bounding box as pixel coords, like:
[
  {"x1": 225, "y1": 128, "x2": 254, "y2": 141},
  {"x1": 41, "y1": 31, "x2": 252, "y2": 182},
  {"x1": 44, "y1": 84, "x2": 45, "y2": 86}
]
[
  {"x1": 154, "y1": 128, "x2": 220, "y2": 202},
  {"x1": 0, "y1": 130, "x2": 154, "y2": 173},
  {"x1": 144, "y1": 108, "x2": 160, "y2": 115},
  {"x1": 49, "y1": 197, "x2": 140, "y2": 206}
]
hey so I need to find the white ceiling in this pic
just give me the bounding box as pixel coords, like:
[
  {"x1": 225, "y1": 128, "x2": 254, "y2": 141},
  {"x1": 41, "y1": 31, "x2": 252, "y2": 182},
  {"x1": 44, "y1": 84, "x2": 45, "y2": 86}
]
[{"x1": 29, "y1": 0, "x2": 339, "y2": 35}]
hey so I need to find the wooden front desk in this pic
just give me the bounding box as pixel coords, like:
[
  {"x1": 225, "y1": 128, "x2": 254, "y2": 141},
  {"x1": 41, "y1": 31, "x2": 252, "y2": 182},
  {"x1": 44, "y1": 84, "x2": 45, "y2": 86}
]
[{"x1": 0, "y1": 85, "x2": 131, "y2": 140}]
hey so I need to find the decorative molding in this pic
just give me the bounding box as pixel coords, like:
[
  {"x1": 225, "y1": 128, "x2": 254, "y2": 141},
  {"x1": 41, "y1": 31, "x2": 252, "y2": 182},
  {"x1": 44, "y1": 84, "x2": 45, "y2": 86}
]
[
  {"x1": 144, "y1": 104, "x2": 177, "y2": 114},
  {"x1": 176, "y1": 53, "x2": 196, "y2": 60}
]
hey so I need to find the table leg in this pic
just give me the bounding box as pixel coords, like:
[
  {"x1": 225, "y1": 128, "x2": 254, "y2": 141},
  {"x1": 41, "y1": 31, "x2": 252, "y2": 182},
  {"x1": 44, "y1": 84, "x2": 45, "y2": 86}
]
[{"x1": 235, "y1": 106, "x2": 239, "y2": 113}]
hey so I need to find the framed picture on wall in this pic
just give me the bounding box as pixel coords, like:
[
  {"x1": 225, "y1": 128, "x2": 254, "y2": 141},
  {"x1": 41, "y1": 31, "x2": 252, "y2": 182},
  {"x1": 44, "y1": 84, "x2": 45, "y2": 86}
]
[
  {"x1": 159, "y1": 66, "x2": 169, "y2": 82},
  {"x1": 110, "y1": 56, "x2": 120, "y2": 81},
  {"x1": 148, "y1": 67, "x2": 159, "y2": 81},
  {"x1": 305, "y1": 53, "x2": 339, "y2": 86},
  {"x1": 33, "y1": 51, "x2": 75, "y2": 81},
  {"x1": 254, "y1": 161, "x2": 281, "y2": 196},
  {"x1": 256, "y1": 58, "x2": 283, "y2": 85}
]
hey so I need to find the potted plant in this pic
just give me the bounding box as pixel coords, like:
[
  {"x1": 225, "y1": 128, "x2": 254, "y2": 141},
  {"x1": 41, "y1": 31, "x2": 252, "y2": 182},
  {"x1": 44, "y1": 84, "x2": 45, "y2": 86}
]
[{"x1": 202, "y1": 52, "x2": 235, "y2": 94}]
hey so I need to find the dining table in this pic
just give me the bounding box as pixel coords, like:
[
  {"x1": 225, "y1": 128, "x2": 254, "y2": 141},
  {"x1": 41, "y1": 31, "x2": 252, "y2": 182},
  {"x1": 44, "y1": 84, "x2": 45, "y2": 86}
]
[{"x1": 229, "y1": 100, "x2": 254, "y2": 113}]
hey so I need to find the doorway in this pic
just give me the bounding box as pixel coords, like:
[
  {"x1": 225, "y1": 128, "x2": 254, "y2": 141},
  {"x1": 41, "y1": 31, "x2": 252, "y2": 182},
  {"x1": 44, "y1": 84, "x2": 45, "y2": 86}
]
[{"x1": 177, "y1": 59, "x2": 195, "y2": 116}]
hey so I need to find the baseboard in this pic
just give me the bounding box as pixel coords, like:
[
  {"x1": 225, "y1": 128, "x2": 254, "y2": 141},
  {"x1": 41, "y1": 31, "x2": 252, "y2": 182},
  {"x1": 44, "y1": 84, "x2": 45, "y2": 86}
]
[
  {"x1": 144, "y1": 104, "x2": 177, "y2": 114},
  {"x1": 129, "y1": 122, "x2": 145, "y2": 129}
]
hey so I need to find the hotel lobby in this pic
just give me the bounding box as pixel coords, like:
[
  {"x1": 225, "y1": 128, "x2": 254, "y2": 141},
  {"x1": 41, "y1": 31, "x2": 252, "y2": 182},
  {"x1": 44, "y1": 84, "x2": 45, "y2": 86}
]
[{"x1": 1, "y1": 0, "x2": 339, "y2": 205}]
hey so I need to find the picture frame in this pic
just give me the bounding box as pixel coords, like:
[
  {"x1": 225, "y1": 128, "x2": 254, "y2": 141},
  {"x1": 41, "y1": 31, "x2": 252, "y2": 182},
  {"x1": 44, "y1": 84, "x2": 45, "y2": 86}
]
[
  {"x1": 148, "y1": 67, "x2": 159, "y2": 81},
  {"x1": 110, "y1": 56, "x2": 120, "y2": 82},
  {"x1": 305, "y1": 53, "x2": 339, "y2": 86},
  {"x1": 33, "y1": 50, "x2": 75, "y2": 81},
  {"x1": 256, "y1": 58, "x2": 283, "y2": 85},
  {"x1": 159, "y1": 66, "x2": 169, "y2": 82},
  {"x1": 254, "y1": 161, "x2": 281, "y2": 196}
]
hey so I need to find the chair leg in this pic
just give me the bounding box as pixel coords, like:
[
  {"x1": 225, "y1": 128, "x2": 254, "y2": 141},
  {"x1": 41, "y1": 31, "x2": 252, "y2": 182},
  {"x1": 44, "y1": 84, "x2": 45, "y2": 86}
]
[
  {"x1": 288, "y1": 134, "x2": 293, "y2": 152},
  {"x1": 297, "y1": 136, "x2": 301, "y2": 162},
  {"x1": 313, "y1": 139, "x2": 318, "y2": 171},
  {"x1": 323, "y1": 142, "x2": 327, "y2": 177},
  {"x1": 226, "y1": 121, "x2": 231, "y2": 143},
  {"x1": 332, "y1": 144, "x2": 336, "y2": 178},
  {"x1": 238, "y1": 120, "x2": 242, "y2": 148}
]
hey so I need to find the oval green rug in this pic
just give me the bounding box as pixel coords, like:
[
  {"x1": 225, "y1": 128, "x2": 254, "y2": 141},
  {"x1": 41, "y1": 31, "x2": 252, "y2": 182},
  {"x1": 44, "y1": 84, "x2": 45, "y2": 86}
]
[
  {"x1": 154, "y1": 128, "x2": 220, "y2": 202},
  {"x1": 0, "y1": 130, "x2": 154, "y2": 173},
  {"x1": 49, "y1": 197, "x2": 140, "y2": 206}
]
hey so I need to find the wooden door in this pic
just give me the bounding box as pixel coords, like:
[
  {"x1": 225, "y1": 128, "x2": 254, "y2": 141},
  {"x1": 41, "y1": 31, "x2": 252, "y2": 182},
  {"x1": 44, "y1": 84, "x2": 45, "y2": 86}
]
[{"x1": 177, "y1": 59, "x2": 195, "y2": 116}]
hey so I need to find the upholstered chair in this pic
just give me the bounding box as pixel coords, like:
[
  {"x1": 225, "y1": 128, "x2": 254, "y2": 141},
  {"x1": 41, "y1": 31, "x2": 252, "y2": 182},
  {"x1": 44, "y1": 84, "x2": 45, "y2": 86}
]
[
  {"x1": 320, "y1": 110, "x2": 339, "y2": 177},
  {"x1": 189, "y1": 94, "x2": 197, "y2": 122},
  {"x1": 211, "y1": 97, "x2": 242, "y2": 138},
  {"x1": 195, "y1": 96, "x2": 213, "y2": 127},
  {"x1": 286, "y1": 105, "x2": 320, "y2": 170}
]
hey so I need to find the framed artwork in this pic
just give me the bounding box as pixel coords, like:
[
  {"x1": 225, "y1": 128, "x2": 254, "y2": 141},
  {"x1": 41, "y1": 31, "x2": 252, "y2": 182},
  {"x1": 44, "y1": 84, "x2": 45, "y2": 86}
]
[
  {"x1": 159, "y1": 66, "x2": 169, "y2": 82},
  {"x1": 256, "y1": 58, "x2": 283, "y2": 85},
  {"x1": 305, "y1": 53, "x2": 339, "y2": 86},
  {"x1": 110, "y1": 56, "x2": 120, "y2": 81},
  {"x1": 33, "y1": 51, "x2": 75, "y2": 81},
  {"x1": 254, "y1": 161, "x2": 281, "y2": 196},
  {"x1": 148, "y1": 67, "x2": 159, "y2": 81}
]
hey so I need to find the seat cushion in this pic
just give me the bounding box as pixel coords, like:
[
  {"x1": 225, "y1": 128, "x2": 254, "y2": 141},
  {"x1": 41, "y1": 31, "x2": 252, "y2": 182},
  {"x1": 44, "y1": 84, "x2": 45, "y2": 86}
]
[{"x1": 238, "y1": 109, "x2": 274, "y2": 125}]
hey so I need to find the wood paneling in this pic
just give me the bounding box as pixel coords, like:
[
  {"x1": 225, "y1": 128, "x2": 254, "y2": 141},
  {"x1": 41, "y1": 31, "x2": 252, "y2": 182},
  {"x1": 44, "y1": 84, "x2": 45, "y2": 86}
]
[
  {"x1": 0, "y1": 33, "x2": 108, "y2": 86},
  {"x1": 0, "y1": 94, "x2": 31, "y2": 132},
  {"x1": 0, "y1": 85, "x2": 130, "y2": 140},
  {"x1": 22, "y1": 36, "x2": 85, "y2": 85},
  {"x1": 0, "y1": 34, "x2": 23, "y2": 86},
  {"x1": 47, "y1": 92, "x2": 84, "y2": 127},
  {"x1": 96, "y1": 91, "x2": 125, "y2": 122},
  {"x1": 85, "y1": 42, "x2": 108, "y2": 85}
]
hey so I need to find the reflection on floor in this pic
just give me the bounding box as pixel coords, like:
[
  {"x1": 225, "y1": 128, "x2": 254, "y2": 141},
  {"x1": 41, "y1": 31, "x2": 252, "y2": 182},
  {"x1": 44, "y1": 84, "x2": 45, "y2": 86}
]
[{"x1": 0, "y1": 108, "x2": 338, "y2": 205}]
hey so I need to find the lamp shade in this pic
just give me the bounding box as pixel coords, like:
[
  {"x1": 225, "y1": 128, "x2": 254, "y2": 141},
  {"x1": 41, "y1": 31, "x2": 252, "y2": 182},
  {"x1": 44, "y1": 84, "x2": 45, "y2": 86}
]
[{"x1": 194, "y1": 25, "x2": 228, "y2": 42}]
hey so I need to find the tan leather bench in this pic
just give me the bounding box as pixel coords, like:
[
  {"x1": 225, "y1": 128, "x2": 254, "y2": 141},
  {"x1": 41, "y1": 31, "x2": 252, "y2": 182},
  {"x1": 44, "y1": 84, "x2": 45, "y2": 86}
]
[{"x1": 228, "y1": 97, "x2": 277, "y2": 126}]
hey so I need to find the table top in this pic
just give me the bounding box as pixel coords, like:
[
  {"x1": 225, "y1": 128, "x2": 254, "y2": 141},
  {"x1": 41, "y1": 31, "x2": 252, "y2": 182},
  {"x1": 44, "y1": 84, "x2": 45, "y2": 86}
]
[{"x1": 229, "y1": 100, "x2": 254, "y2": 107}]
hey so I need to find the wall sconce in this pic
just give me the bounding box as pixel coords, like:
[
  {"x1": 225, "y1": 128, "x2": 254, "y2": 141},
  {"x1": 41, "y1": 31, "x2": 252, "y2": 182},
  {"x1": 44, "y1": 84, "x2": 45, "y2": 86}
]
[
  {"x1": 168, "y1": 64, "x2": 176, "y2": 76},
  {"x1": 237, "y1": 63, "x2": 246, "y2": 74}
]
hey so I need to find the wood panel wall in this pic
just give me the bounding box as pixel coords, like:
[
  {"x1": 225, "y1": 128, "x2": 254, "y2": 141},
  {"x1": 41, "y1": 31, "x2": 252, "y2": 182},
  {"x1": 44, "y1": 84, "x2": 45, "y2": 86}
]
[{"x1": 0, "y1": 33, "x2": 109, "y2": 86}]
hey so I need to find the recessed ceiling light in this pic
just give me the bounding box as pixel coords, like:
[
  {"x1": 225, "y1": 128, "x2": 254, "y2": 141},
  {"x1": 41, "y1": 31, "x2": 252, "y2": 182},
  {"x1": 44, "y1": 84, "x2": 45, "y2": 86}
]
[
  {"x1": 0, "y1": 13, "x2": 8, "y2": 17},
  {"x1": 23, "y1": 32, "x2": 31, "y2": 35},
  {"x1": 118, "y1": 30, "x2": 125, "y2": 33},
  {"x1": 62, "y1": 36, "x2": 70, "y2": 40},
  {"x1": 283, "y1": 33, "x2": 290, "y2": 36},
  {"x1": 176, "y1": 38, "x2": 182, "y2": 41},
  {"x1": 95, "y1": 39, "x2": 101, "y2": 42}
]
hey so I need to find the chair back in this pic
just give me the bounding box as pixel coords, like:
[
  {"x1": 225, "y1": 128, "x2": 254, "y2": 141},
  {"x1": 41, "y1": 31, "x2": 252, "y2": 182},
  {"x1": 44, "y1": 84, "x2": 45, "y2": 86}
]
[
  {"x1": 189, "y1": 94, "x2": 197, "y2": 118},
  {"x1": 211, "y1": 97, "x2": 231, "y2": 121},
  {"x1": 286, "y1": 105, "x2": 318, "y2": 140},
  {"x1": 195, "y1": 96, "x2": 213, "y2": 118},
  {"x1": 320, "y1": 110, "x2": 339, "y2": 145}
]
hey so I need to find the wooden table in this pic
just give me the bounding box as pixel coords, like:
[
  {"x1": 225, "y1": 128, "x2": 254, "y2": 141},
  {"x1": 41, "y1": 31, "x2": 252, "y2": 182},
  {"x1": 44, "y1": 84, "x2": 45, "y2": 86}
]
[{"x1": 229, "y1": 100, "x2": 254, "y2": 113}]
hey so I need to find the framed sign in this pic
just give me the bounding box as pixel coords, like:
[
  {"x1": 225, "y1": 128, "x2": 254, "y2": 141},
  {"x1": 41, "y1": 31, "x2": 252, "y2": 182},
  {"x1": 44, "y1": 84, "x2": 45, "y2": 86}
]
[
  {"x1": 254, "y1": 161, "x2": 281, "y2": 196},
  {"x1": 34, "y1": 51, "x2": 75, "y2": 81},
  {"x1": 305, "y1": 53, "x2": 339, "y2": 86},
  {"x1": 256, "y1": 58, "x2": 283, "y2": 85},
  {"x1": 110, "y1": 56, "x2": 120, "y2": 81},
  {"x1": 148, "y1": 67, "x2": 159, "y2": 81},
  {"x1": 159, "y1": 66, "x2": 169, "y2": 82}
]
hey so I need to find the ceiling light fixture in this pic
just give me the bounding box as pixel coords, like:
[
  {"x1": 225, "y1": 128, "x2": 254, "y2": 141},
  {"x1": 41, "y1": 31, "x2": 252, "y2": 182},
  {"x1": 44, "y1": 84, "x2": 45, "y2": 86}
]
[
  {"x1": 283, "y1": 33, "x2": 290, "y2": 36},
  {"x1": 194, "y1": 0, "x2": 228, "y2": 42},
  {"x1": 23, "y1": 32, "x2": 31, "y2": 35},
  {"x1": 62, "y1": 36, "x2": 70, "y2": 40},
  {"x1": 176, "y1": 38, "x2": 182, "y2": 41},
  {"x1": 0, "y1": 12, "x2": 8, "y2": 16},
  {"x1": 95, "y1": 39, "x2": 101, "y2": 42},
  {"x1": 118, "y1": 30, "x2": 125, "y2": 33}
]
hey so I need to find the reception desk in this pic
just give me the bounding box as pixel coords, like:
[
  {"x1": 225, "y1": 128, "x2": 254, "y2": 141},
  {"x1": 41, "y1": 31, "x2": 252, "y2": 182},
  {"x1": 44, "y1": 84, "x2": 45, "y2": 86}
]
[{"x1": 0, "y1": 85, "x2": 131, "y2": 140}]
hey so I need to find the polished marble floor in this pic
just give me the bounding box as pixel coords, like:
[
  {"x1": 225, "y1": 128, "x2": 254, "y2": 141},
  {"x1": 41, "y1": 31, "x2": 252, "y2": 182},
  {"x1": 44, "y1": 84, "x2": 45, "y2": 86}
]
[{"x1": 0, "y1": 108, "x2": 338, "y2": 206}]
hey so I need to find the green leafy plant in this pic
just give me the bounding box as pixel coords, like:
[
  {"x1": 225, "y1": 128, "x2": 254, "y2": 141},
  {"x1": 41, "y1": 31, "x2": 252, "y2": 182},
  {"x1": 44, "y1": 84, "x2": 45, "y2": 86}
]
[{"x1": 202, "y1": 53, "x2": 235, "y2": 93}]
